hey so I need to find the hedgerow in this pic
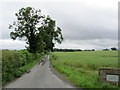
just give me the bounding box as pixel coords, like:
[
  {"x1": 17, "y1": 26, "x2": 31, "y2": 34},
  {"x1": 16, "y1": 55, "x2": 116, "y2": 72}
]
[{"x1": 2, "y1": 50, "x2": 43, "y2": 85}]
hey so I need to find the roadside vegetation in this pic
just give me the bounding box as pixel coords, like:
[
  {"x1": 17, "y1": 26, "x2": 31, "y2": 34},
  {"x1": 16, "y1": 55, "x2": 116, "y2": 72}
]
[
  {"x1": 2, "y1": 50, "x2": 44, "y2": 86},
  {"x1": 0, "y1": 50, "x2": 2, "y2": 87},
  {"x1": 50, "y1": 51, "x2": 118, "y2": 88}
]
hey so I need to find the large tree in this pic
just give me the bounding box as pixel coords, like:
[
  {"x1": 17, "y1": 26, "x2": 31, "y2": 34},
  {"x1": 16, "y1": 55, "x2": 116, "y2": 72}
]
[{"x1": 9, "y1": 7, "x2": 63, "y2": 53}]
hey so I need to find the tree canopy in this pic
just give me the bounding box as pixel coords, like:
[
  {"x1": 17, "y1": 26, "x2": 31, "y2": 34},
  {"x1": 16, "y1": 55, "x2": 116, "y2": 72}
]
[{"x1": 9, "y1": 7, "x2": 63, "y2": 53}]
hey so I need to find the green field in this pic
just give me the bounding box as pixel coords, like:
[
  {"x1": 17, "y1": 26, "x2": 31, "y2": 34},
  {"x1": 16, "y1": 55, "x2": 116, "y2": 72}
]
[{"x1": 50, "y1": 51, "x2": 118, "y2": 88}]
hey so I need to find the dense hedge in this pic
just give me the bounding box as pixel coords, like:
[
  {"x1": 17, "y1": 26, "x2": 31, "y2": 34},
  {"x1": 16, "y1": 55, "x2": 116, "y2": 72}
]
[{"x1": 2, "y1": 50, "x2": 42, "y2": 85}]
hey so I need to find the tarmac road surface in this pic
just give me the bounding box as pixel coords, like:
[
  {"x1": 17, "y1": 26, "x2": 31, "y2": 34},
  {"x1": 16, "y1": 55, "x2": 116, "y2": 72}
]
[{"x1": 4, "y1": 55, "x2": 75, "y2": 88}]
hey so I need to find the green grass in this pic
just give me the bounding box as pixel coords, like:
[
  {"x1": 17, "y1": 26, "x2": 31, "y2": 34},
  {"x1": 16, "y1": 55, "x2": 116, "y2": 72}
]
[
  {"x1": 18, "y1": 55, "x2": 44, "y2": 74},
  {"x1": 50, "y1": 51, "x2": 119, "y2": 88}
]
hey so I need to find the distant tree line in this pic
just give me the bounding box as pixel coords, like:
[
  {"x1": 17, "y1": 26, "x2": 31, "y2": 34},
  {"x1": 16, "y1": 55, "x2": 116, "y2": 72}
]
[
  {"x1": 103, "y1": 47, "x2": 117, "y2": 51},
  {"x1": 53, "y1": 48, "x2": 95, "y2": 52},
  {"x1": 53, "y1": 48, "x2": 83, "y2": 52},
  {"x1": 53, "y1": 47, "x2": 118, "y2": 52},
  {"x1": 2, "y1": 47, "x2": 117, "y2": 52}
]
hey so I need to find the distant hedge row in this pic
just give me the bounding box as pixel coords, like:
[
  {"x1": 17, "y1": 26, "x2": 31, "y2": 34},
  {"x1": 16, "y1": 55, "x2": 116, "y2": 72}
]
[{"x1": 2, "y1": 50, "x2": 42, "y2": 85}]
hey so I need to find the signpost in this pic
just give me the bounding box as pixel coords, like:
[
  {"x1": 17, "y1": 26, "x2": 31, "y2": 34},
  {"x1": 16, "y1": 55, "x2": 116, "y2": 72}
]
[{"x1": 99, "y1": 68, "x2": 120, "y2": 87}]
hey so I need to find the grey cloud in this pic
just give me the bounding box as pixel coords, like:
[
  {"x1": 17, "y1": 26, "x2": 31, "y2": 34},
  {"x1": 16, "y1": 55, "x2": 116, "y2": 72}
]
[
  {"x1": 41, "y1": 3, "x2": 117, "y2": 41},
  {"x1": 55, "y1": 39, "x2": 118, "y2": 49},
  {"x1": 0, "y1": 2, "x2": 118, "y2": 49},
  {"x1": 62, "y1": 27, "x2": 117, "y2": 41}
]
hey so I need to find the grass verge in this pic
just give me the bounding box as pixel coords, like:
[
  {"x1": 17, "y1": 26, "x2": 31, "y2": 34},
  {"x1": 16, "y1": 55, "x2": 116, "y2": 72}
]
[{"x1": 18, "y1": 55, "x2": 44, "y2": 74}]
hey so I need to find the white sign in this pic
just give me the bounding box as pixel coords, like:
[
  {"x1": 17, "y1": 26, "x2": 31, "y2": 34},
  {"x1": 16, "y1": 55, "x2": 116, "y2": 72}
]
[{"x1": 106, "y1": 75, "x2": 119, "y2": 82}]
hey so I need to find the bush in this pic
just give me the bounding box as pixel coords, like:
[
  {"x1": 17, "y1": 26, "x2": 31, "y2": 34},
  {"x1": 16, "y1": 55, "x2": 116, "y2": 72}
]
[
  {"x1": 14, "y1": 69, "x2": 23, "y2": 78},
  {"x1": 2, "y1": 50, "x2": 24, "y2": 84},
  {"x1": 17, "y1": 50, "x2": 33, "y2": 65}
]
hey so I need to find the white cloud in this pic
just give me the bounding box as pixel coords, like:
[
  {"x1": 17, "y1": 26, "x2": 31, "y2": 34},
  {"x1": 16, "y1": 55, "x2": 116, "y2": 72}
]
[{"x1": 0, "y1": 40, "x2": 27, "y2": 50}]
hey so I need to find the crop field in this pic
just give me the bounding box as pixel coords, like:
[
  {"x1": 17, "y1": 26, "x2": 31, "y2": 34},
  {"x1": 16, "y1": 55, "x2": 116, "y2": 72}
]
[{"x1": 50, "y1": 51, "x2": 118, "y2": 88}]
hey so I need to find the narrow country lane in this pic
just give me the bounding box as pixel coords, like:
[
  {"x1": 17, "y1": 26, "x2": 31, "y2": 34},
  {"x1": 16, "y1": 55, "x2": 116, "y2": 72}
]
[{"x1": 3, "y1": 55, "x2": 75, "y2": 88}]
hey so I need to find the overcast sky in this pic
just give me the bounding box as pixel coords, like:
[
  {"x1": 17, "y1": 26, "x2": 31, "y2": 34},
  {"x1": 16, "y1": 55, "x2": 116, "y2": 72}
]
[{"x1": 0, "y1": 0, "x2": 119, "y2": 50}]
